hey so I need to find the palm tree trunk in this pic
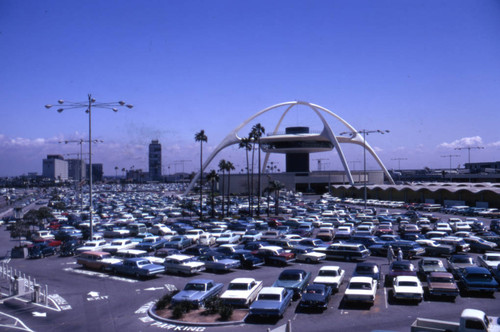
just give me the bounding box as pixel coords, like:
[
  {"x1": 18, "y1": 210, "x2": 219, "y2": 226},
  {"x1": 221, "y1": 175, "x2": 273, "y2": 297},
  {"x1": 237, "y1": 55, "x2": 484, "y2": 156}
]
[
  {"x1": 257, "y1": 139, "x2": 261, "y2": 216},
  {"x1": 199, "y1": 141, "x2": 203, "y2": 220},
  {"x1": 227, "y1": 169, "x2": 231, "y2": 217},
  {"x1": 221, "y1": 170, "x2": 225, "y2": 219},
  {"x1": 245, "y1": 149, "x2": 251, "y2": 217}
]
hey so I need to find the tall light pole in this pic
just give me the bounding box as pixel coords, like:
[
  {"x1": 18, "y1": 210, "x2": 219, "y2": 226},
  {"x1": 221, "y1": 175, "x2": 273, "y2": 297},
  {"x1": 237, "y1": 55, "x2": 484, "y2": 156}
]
[
  {"x1": 46, "y1": 94, "x2": 132, "y2": 239},
  {"x1": 341, "y1": 129, "x2": 389, "y2": 210},
  {"x1": 441, "y1": 154, "x2": 460, "y2": 182},
  {"x1": 391, "y1": 157, "x2": 407, "y2": 171},
  {"x1": 60, "y1": 139, "x2": 102, "y2": 211},
  {"x1": 454, "y1": 146, "x2": 484, "y2": 167}
]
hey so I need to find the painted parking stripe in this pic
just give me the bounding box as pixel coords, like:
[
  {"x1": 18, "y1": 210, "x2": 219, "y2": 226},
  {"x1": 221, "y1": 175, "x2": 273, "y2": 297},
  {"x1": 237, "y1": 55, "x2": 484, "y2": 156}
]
[{"x1": 63, "y1": 268, "x2": 137, "y2": 283}]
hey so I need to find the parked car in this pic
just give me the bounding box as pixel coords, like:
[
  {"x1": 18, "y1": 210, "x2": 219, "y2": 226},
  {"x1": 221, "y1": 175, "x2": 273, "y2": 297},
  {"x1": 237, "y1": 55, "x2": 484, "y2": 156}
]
[
  {"x1": 111, "y1": 257, "x2": 164, "y2": 278},
  {"x1": 447, "y1": 254, "x2": 476, "y2": 278},
  {"x1": 392, "y1": 276, "x2": 424, "y2": 303},
  {"x1": 59, "y1": 240, "x2": 81, "y2": 257},
  {"x1": 352, "y1": 262, "x2": 381, "y2": 286},
  {"x1": 28, "y1": 243, "x2": 57, "y2": 259},
  {"x1": 197, "y1": 252, "x2": 240, "y2": 272},
  {"x1": 426, "y1": 272, "x2": 459, "y2": 300},
  {"x1": 216, "y1": 232, "x2": 241, "y2": 245},
  {"x1": 477, "y1": 252, "x2": 500, "y2": 271},
  {"x1": 386, "y1": 260, "x2": 417, "y2": 286},
  {"x1": 415, "y1": 239, "x2": 453, "y2": 257},
  {"x1": 256, "y1": 246, "x2": 295, "y2": 266},
  {"x1": 290, "y1": 246, "x2": 326, "y2": 263},
  {"x1": 135, "y1": 236, "x2": 168, "y2": 252},
  {"x1": 102, "y1": 239, "x2": 136, "y2": 254},
  {"x1": 313, "y1": 266, "x2": 345, "y2": 292},
  {"x1": 163, "y1": 254, "x2": 206, "y2": 275},
  {"x1": 322, "y1": 243, "x2": 370, "y2": 261},
  {"x1": 76, "y1": 240, "x2": 108, "y2": 254},
  {"x1": 171, "y1": 279, "x2": 224, "y2": 307},
  {"x1": 343, "y1": 276, "x2": 377, "y2": 305},
  {"x1": 77, "y1": 251, "x2": 121, "y2": 271},
  {"x1": 164, "y1": 236, "x2": 192, "y2": 249},
  {"x1": 298, "y1": 284, "x2": 332, "y2": 311},
  {"x1": 220, "y1": 278, "x2": 263, "y2": 307},
  {"x1": 272, "y1": 269, "x2": 311, "y2": 300},
  {"x1": 230, "y1": 250, "x2": 265, "y2": 269},
  {"x1": 462, "y1": 237, "x2": 497, "y2": 253},
  {"x1": 456, "y1": 266, "x2": 498, "y2": 296},
  {"x1": 418, "y1": 257, "x2": 447, "y2": 278},
  {"x1": 249, "y1": 287, "x2": 294, "y2": 318}
]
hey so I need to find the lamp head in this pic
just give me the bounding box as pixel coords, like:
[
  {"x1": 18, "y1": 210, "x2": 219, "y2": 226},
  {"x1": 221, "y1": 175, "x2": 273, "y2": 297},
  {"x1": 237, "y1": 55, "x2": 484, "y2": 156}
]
[
  {"x1": 126, "y1": 104, "x2": 133, "y2": 109},
  {"x1": 118, "y1": 101, "x2": 125, "y2": 106},
  {"x1": 57, "y1": 108, "x2": 64, "y2": 113},
  {"x1": 58, "y1": 99, "x2": 64, "y2": 104},
  {"x1": 45, "y1": 104, "x2": 52, "y2": 109},
  {"x1": 112, "y1": 108, "x2": 118, "y2": 112}
]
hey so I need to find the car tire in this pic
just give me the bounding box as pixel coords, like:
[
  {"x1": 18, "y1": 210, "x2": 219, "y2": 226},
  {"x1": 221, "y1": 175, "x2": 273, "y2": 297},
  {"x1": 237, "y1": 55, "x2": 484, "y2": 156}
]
[{"x1": 305, "y1": 258, "x2": 312, "y2": 264}]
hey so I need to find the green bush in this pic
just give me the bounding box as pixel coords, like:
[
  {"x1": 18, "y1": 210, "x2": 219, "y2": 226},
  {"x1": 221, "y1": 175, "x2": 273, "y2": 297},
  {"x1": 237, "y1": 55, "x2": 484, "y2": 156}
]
[
  {"x1": 156, "y1": 290, "x2": 179, "y2": 310},
  {"x1": 171, "y1": 301, "x2": 195, "y2": 319},
  {"x1": 218, "y1": 304, "x2": 233, "y2": 321},
  {"x1": 203, "y1": 297, "x2": 221, "y2": 315}
]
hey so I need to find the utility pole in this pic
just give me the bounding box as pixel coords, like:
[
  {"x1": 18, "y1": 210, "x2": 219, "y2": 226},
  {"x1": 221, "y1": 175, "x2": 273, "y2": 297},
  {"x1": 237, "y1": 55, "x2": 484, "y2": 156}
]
[{"x1": 391, "y1": 157, "x2": 407, "y2": 171}]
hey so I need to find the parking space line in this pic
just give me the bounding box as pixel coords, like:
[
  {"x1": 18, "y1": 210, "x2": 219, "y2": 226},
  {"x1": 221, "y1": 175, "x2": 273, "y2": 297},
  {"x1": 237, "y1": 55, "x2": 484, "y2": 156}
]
[
  {"x1": 63, "y1": 267, "x2": 137, "y2": 283},
  {"x1": 384, "y1": 287, "x2": 388, "y2": 309}
]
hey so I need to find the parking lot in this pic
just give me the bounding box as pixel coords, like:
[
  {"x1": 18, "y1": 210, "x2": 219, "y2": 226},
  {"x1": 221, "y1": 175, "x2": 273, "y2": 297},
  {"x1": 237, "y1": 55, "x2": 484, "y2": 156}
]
[{"x1": 0, "y1": 189, "x2": 499, "y2": 332}]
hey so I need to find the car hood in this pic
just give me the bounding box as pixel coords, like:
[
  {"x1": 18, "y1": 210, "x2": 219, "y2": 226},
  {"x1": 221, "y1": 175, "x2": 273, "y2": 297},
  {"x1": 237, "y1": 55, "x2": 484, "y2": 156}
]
[
  {"x1": 302, "y1": 293, "x2": 326, "y2": 302},
  {"x1": 314, "y1": 276, "x2": 340, "y2": 284},
  {"x1": 394, "y1": 286, "x2": 422, "y2": 294},
  {"x1": 273, "y1": 279, "x2": 303, "y2": 289},
  {"x1": 221, "y1": 289, "x2": 252, "y2": 299},
  {"x1": 428, "y1": 282, "x2": 458, "y2": 290},
  {"x1": 250, "y1": 300, "x2": 281, "y2": 311},
  {"x1": 173, "y1": 290, "x2": 204, "y2": 301}
]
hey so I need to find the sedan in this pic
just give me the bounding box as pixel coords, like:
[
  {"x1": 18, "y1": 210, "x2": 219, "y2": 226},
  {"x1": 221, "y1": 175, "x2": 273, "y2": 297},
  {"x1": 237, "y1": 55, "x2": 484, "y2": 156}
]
[
  {"x1": 220, "y1": 278, "x2": 263, "y2": 307},
  {"x1": 392, "y1": 276, "x2": 424, "y2": 303},
  {"x1": 343, "y1": 276, "x2": 377, "y2": 305},
  {"x1": 164, "y1": 236, "x2": 192, "y2": 249},
  {"x1": 298, "y1": 284, "x2": 332, "y2": 311}
]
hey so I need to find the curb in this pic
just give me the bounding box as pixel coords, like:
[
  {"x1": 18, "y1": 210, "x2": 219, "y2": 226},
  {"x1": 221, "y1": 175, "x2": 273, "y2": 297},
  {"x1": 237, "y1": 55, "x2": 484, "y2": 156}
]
[{"x1": 148, "y1": 303, "x2": 248, "y2": 327}]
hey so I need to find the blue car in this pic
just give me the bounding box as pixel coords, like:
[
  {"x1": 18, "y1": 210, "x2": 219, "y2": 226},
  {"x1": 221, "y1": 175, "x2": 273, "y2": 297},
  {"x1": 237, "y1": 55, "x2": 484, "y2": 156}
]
[
  {"x1": 165, "y1": 235, "x2": 192, "y2": 249},
  {"x1": 171, "y1": 279, "x2": 224, "y2": 307}
]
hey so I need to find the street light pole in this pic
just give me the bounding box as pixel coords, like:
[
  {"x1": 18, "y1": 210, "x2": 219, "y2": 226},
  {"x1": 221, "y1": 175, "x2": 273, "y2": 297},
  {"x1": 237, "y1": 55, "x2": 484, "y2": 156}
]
[
  {"x1": 341, "y1": 129, "x2": 389, "y2": 210},
  {"x1": 391, "y1": 157, "x2": 407, "y2": 171},
  {"x1": 46, "y1": 94, "x2": 133, "y2": 240}
]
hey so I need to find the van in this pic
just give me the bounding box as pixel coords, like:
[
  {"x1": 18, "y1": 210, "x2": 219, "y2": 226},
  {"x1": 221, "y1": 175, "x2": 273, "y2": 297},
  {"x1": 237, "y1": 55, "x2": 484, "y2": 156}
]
[{"x1": 324, "y1": 243, "x2": 370, "y2": 261}]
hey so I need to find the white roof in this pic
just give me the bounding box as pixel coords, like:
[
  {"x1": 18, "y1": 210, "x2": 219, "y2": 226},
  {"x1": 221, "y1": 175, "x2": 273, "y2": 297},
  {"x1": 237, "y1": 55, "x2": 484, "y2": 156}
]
[
  {"x1": 319, "y1": 266, "x2": 340, "y2": 272},
  {"x1": 230, "y1": 278, "x2": 257, "y2": 284},
  {"x1": 349, "y1": 276, "x2": 373, "y2": 283},
  {"x1": 167, "y1": 254, "x2": 193, "y2": 260},
  {"x1": 259, "y1": 287, "x2": 284, "y2": 295}
]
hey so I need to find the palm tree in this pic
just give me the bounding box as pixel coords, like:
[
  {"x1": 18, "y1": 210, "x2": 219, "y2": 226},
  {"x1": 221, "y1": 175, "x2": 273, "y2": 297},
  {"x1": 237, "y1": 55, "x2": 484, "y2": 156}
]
[
  {"x1": 206, "y1": 170, "x2": 219, "y2": 219},
  {"x1": 114, "y1": 166, "x2": 118, "y2": 181},
  {"x1": 218, "y1": 159, "x2": 228, "y2": 218},
  {"x1": 268, "y1": 180, "x2": 285, "y2": 216},
  {"x1": 238, "y1": 137, "x2": 252, "y2": 216},
  {"x1": 195, "y1": 130, "x2": 208, "y2": 220},
  {"x1": 225, "y1": 160, "x2": 235, "y2": 217},
  {"x1": 251, "y1": 123, "x2": 265, "y2": 216}
]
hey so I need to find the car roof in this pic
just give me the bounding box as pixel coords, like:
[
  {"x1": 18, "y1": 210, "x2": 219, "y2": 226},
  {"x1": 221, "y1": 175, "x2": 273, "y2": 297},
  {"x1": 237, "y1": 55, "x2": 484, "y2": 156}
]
[
  {"x1": 188, "y1": 279, "x2": 213, "y2": 284},
  {"x1": 230, "y1": 278, "x2": 257, "y2": 284},
  {"x1": 319, "y1": 266, "x2": 341, "y2": 271},
  {"x1": 349, "y1": 276, "x2": 373, "y2": 283}
]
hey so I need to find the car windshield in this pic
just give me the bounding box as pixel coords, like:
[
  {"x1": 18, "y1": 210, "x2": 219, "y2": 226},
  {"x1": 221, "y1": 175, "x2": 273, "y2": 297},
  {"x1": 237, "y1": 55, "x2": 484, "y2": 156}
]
[
  {"x1": 392, "y1": 263, "x2": 413, "y2": 271},
  {"x1": 349, "y1": 282, "x2": 371, "y2": 290},
  {"x1": 184, "y1": 283, "x2": 206, "y2": 291},
  {"x1": 486, "y1": 256, "x2": 500, "y2": 261},
  {"x1": 228, "y1": 283, "x2": 249, "y2": 290},
  {"x1": 423, "y1": 260, "x2": 442, "y2": 266},
  {"x1": 306, "y1": 288, "x2": 322, "y2": 294},
  {"x1": 398, "y1": 281, "x2": 417, "y2": 287}
]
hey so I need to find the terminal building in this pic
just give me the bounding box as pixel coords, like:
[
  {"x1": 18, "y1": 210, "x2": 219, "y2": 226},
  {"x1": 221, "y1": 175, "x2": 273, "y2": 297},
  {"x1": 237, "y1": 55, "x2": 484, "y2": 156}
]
[{"x1": 185, "y1": 101, "x2": 393, "y2": 195}]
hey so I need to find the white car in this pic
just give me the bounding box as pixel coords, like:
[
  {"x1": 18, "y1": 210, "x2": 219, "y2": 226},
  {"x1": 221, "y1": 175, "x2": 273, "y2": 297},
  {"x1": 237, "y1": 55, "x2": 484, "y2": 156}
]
[
  {"x1": 344, "y1": 276, "x2": 377, "y2": 304},
  {"x1": 185, "y1": 229, "x2": 206, "y2": 244},
  {"x1": 102, "y1": 239, "x2": 136, "y2": 254},
  {"x1": 313, "y1": 266, "x2": 345, "y2": 292},
  {"x1": 216, "y1": 232, "x2": 240, "y2": 244},
  {"x1": 163, "y1": 254, "x2": 206, "y2": 275},
  {"x1": 220, "y1": 278, "x2": 264, "y2": 307},
  {"x1": 293, "y1": 247, "x2": 326, "y2": 263},
  {"x1": 76, "y1": 240, "x2": 109, "y2": 254},
  {"x1": 392, "y1": 276, "x2": 424, "y2": 302},
  {"x1": 198, "y1": 233, "x2": 216, "y2": 246},
  {"x1": 477, "y1": 252, "x2": 500, "y2": 270}
]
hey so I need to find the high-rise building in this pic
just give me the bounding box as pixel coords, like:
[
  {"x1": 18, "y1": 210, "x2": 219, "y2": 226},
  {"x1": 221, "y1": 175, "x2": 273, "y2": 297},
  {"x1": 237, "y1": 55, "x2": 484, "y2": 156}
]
[
  {"x1": 42, "y1": 155, "x2": 68, "y2": 181},
  {"x1": 67, "y1": 159, "x2": 86, "y2": 182},
  {"x1": 149, "y1": 140, "x2": 162, "y2": 181},
  {"x1": 86, "y1": 163, "x2": 103, "y2": 182}
]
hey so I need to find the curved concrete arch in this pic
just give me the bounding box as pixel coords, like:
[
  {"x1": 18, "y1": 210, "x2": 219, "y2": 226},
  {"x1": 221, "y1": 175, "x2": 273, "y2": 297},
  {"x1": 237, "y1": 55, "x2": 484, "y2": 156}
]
[{"x1": 184, "y1": 101, "x2": 394, "y2": 195}]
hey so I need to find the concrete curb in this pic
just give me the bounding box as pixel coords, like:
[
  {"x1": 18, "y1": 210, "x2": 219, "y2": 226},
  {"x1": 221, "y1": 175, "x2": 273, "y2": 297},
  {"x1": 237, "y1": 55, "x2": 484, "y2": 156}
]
[{"x1": 148, "y1": 303, "x2": 248, "y2": 327}]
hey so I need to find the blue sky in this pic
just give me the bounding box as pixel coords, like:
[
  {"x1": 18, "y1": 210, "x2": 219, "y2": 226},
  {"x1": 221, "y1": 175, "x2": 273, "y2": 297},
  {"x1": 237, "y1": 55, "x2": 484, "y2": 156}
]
[{"x1": 1, "y1": 0, "x2": 499, "y2": 176}]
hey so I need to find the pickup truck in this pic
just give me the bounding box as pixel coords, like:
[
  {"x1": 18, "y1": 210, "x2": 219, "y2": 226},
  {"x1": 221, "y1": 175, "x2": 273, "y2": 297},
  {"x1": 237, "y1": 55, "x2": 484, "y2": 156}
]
[
  {"x1": 249, "y1": 287, "x2": 294, "y2": 318},
  {"x1": 111, "y1": 257, "x2": 164, "y2": 278},
  {"x1": 411, "y1": 308, "x2": 500, "y2": 332},
  {"x1": 456, "y1": 266, "x2": 499, "y2": 296}
]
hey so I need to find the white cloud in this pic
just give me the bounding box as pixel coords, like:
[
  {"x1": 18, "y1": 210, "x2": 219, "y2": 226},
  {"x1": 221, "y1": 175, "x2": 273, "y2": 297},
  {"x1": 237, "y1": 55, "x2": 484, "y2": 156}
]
[
  {"x1": 437, "y1": 136, "x2": 483, "y2": 149},
  {"x1": 488, "y1": 141, "x2": 500, "y2": 147}
]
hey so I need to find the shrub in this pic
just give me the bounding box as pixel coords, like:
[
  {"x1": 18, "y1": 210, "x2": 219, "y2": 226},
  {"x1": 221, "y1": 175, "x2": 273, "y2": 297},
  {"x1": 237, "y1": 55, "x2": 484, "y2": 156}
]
[
  {"x1": 171, "y1": 301, "x2": 195, "y2": 319},
  {"x1": 218, "y1": 304, "x2": 233, "y2": 321},
  {"x1": 156, "y1": 290, "x2": 179, "y2": 310},
  {"x1": 203, "y1": 297, "x2": 221, "y2": 315}
]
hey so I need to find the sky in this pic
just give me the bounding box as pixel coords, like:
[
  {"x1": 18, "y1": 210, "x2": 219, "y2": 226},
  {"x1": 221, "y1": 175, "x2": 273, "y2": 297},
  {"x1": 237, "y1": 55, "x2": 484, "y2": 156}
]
[{"x1": 1, "y1": 0, "x2": 499, "y2": 177}]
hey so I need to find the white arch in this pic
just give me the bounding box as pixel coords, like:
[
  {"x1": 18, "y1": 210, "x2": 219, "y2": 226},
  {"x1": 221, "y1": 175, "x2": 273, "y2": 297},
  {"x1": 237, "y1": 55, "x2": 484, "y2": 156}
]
[{"x1": 184, "y1": 101, "x2": 395, "y2": 195}]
